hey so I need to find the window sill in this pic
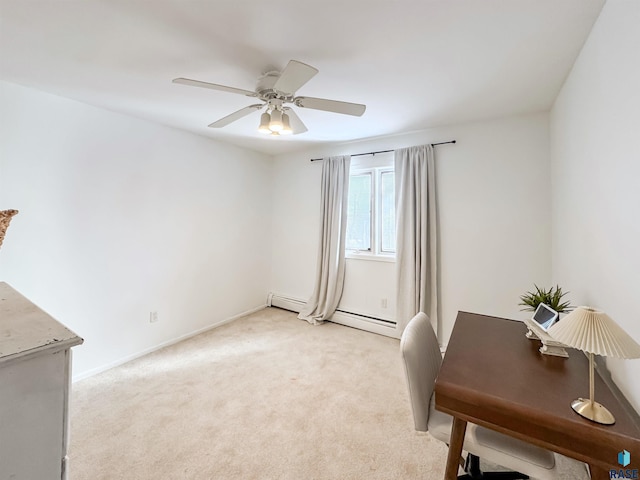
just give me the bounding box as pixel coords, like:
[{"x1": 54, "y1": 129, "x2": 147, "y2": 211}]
[{"x1": 345, "y1": 251, "x2": 396, "y2": 263}]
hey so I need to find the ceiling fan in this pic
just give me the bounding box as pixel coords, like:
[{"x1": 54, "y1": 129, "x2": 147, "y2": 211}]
[{"x1": 172, "y1": 60, "x2": 366, "y2": 136}]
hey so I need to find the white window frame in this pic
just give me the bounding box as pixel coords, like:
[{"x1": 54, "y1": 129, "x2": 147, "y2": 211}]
[
  {"x1": 346, "y1": 154, "x2": 395, "y2": 262},
  {"x1": 378, "y1": 169, "x2": 396, "y2": 255}
]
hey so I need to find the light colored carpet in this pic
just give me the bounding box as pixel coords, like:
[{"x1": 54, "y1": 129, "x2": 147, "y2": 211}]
[{"x1": 70, "y1": 307, "x2": 589, "y2": 479}]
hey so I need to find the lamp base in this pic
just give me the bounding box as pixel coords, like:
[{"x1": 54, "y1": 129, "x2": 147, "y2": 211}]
[{"x1": 571, "y1": 398, "x2": 615, "y2": 425}]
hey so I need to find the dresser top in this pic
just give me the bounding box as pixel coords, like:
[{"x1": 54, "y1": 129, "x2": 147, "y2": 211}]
[{"x1": 0, "y1": 282, "x2": 83, "y2": 364}]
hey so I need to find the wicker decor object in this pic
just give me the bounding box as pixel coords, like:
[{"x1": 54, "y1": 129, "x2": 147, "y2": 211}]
[{"x1": 0, "y1": 209, "x2": 19, "y2": 249}]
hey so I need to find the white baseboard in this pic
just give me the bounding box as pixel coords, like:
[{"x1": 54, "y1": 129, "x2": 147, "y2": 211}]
[
  {"x1": 267, "y1": 293, "x2": 306, "y2": 311},
  {"x1": 268, "y1": 292, "x2": 398, "y2": 339},
  {"x1": 72, "y1": 304, "x2": 267, "y2": 382},
  {"x1": 332, "y1": 309, "x2": 398, "y2": 338}
]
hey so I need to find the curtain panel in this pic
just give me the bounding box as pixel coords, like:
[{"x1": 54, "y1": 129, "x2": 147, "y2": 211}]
[
  {"x1": 298, "y1": 155, "x2": 351, "y2": 325},
  {"x1": 394, "y1": 145, "x2": 439, "y2": 339}
]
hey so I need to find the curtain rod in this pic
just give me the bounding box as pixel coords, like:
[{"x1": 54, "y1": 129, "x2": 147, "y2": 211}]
[{"x1": 309, "y1": 140, "x2": 456, "y2": 162}]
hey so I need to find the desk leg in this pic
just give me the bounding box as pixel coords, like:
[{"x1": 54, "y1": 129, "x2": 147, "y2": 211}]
[
  {"x1": 588, "y1": 464, "x2": 610, "y2": 480},
  {"x1": 445, "y1": 417, "x2": 467, "y2": 480}
]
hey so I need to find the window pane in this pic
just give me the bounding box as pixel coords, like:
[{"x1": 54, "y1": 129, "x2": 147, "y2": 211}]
[
  {"x1": 346, "y1": 174, "x2": 372, "y2": 251},
  {"x1": 380, "y1": 171, "x2": 396, "y2": 252}
]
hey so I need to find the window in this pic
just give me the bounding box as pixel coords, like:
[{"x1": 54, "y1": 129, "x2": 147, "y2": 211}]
[
  {"x1": 345, "y1": 172, "x2": 372, "y2": 251},
  {"x1": 346, "y1": 155, "x2": 395, "y2": 258}
]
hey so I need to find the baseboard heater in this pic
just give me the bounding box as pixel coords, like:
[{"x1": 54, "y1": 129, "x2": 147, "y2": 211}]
[{"x1": 267, "y1": 293, "x2": 397, "y2": 338}]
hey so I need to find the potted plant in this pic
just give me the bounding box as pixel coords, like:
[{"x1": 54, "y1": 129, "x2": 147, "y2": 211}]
[{"x1": 519, "y1": 284, "x2": 573, "y2": 314}]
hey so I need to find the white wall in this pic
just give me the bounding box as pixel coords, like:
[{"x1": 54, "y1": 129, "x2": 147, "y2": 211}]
[
  {"x1": 0, "y1": 81, "x2": 273, "y2": 379},
  {"x1": 270, "y1": 113, "x2": 552, "y2": 344},
  {"x1": 550, "y1": 0, "x2": 640, "y2": 411}
]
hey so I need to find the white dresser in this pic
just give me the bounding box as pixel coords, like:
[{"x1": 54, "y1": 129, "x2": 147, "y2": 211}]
[{"x1": 0, "y1": 282, "x2": 83, "y2": 480}]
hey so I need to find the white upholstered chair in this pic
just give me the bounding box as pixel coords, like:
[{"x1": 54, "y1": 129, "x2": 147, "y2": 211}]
[{"x1": 400, "y1": 312, "x2": 559, "y2": 480}]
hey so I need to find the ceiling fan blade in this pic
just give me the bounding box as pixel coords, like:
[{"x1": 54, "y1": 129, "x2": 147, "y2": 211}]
[
  {"x1": 173, "y1": 78, "x2": 257, "y2": 97},
  {"x1": 208, "y1": 104, "x2": 263, "y2": 128},
  {"x1": 273, "y1": 60, "x2": 319, "y2": 96},
  {"x1": 284, "y1": 108, "x2": 308, "y2": 134},
  {"x1": 294, "y1": 96, "x2": 366, "y2": 116}
]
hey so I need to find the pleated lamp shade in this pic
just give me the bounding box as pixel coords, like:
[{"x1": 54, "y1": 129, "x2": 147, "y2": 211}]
[{"x1": 547, "y1": 306, "x2": 640, "y2": 359}]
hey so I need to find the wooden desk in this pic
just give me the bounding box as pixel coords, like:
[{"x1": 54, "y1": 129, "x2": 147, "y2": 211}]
[{"x1": 434, "y1": 311, "x2": 640, "y2": 480}]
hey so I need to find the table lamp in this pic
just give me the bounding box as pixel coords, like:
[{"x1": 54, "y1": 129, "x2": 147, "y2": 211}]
[{"x1": 547, "y1": 306, "x2": 640, "y2": 425}]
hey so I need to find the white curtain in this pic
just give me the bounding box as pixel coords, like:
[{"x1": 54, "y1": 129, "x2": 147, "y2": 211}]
[
  {"x1": 395, "y1": 145, "x2": 439, "y2": 339},
  {"x1": 298, "y1": 155, "x2": 351, "y2": 325}
]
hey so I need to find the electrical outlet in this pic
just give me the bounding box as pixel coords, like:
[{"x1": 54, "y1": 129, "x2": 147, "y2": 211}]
[
  {"x1": 150, "y1": 311, "x2": 158, "y2": 323},
  {"x1": 381, "y1": 298, "x2": 388, "y2": 309}
]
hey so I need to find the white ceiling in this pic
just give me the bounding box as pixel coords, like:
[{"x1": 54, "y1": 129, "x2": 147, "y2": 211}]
[{"x1": 0, "y1": 0, "x2": 605, "y2": 156}]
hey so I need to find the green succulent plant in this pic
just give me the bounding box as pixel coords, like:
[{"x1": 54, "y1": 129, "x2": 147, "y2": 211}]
[{"x1": 519, "y1": 284, "x2": 573, "y2": 313}]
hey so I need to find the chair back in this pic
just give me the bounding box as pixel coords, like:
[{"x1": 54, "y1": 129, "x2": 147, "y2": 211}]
[{"x1": 400, "y1": 312, "x2": 442, "y2": 432}]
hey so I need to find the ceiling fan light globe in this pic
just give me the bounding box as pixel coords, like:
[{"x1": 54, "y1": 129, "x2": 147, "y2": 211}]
[
  {"x1": 258, "y1": 112, "x2": 271, "y2": 134},
  {"x1": 269, "y1": 109, "x2": 283, "y2": 132},
  {"x1": 280, "y1": 113, "x2": 293, "y2": 134}
]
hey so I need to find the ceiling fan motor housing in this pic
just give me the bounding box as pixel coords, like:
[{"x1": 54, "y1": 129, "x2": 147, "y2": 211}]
[
  {"x1": 256, "y1": 71, "x2": 291, "y2": 102},
  {"x1": 256, "y1": 71, "x2": 279, "y2": 92}
]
